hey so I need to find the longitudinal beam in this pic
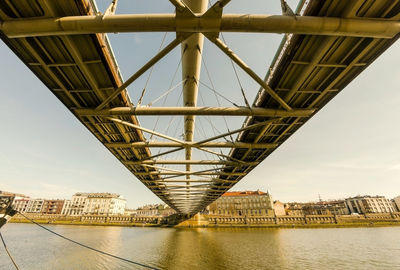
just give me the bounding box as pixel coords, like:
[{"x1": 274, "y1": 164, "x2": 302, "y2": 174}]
[
  {"x1": 75, "y1": 106, "x2": 314, "y2": 117},
  {"x1": 106, "y1": 141, "x2": 278, "y2": 148},
  {"x1": 136, "y1": 172, "x2": 245, "y2": 176},
  {"x1": 125, "y1": 160, "x2": 257, "y2": 165},
  {"x1": 2, "y1": 14, "x2": 399, "y2": 39}
]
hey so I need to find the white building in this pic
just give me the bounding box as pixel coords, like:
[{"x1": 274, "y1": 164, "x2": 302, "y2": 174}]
[
  {"x1": 393, "y1": 196, "x2": 400, "y2": 212},
  {"x1": 135, "y1": 204, "x2": 176, "y2": 217},
  {"x1": 83, "y1": 193, "x2": 126, "y2": 215},
  {"x1": 69, "y1": 193, "x2": 89, "y2": 216},
  {"x1": 345, "y1": 196, "x2": 395, "y2": 214},
  {"x1": 61, "y1": 200, "x2": 72, "y2": 215},
  {"x1": 13, "y1": 198, "x2": 30, "y2": 213},
  {"x1": 124, "y1": 208, "x2": 137, "y2": 216},
  {"x1": 136, "y1": 204, "x2": 159, "y2": 216},
  {"x1": 273, "y1": 201, "x2": 286, "y2": 216},
  {"x1": 26, "y1": 199, "x2": 45, "y2": 213}
]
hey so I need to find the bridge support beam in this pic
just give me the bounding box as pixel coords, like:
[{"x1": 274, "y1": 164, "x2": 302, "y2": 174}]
[
  {"x1": 106, "y1": 141, "x2": 278, "y2": 149},
  {"x1": 75, "y1": 106, "x2": 314, "y2": 117},
  {"x1": 2, "y1": 14, "x2": 399, "y2": 39},
  {"x1": 125, "y1": 160, "x2": 257, "y2": 165}
]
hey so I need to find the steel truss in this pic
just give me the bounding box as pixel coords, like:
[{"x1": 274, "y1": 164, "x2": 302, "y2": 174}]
[{"x1": 1, "y1": 0, "x2": 399, "y2": 215}]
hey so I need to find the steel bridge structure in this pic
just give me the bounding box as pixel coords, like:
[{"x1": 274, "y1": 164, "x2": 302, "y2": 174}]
[{"x1": 1, "y1": 0, "x2": 399, "y2": 215}]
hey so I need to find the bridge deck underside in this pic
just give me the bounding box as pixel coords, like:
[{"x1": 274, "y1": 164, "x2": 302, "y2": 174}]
[{"x1": 1, "y1": 0, "x2": 399, "y2": 214}]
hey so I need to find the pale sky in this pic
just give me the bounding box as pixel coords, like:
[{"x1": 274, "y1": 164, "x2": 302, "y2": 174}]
[{"x1": 0, "y1": 0, "x2": 399, "y2": 208}]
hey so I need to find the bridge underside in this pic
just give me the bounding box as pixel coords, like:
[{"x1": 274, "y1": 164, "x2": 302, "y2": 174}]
[{"x1": 1, "y1": 0, "x2": 399, "y2": 214}]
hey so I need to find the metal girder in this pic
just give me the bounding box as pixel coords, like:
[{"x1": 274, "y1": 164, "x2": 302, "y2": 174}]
[
  {"x1": 107, "y1": 118, "x2": 280, "y2": 150},
  {"x1": 75, "y1": 106, "x2": 314, "y2": 117},
  {"x1": 106, "y1": 141, "x2": 278, "y2": 149},
  {"x1": 142, "y1": 179, "x2": 217, "y2": 183},
  {"x1": 3, "y1": 0, "x2": 398, "y2": 217},
  {"x1": 2, "y1": 14, "x2": 400, "y2": 39},
  {"x1": 125, "y1": 160, "x2": 257, "y2": 165},
  {"x1": 135, "y1": 171, "x2": 245, "y2": 176},
  {"x1": 107, "y1": 117, "x2": 185, "y2": 144}
]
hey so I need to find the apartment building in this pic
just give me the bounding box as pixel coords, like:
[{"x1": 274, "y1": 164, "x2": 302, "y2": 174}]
[
  {"x1": 83, "y1": 193, "x2": 126, "y2": 215},
  {"x1": 26, "y1": 199, "x2": 45, "y2": 213},
  {"x1": 345, "y1": 196, "x2": 395, "y2": 214},
  {"x1": 208, "y1": 190, "x2": 274, "y2": 216}
]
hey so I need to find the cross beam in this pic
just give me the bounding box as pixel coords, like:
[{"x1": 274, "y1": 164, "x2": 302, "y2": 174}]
[
  {"x1": 125, "y1": 160, "x2": 257, "y2": 165},
  {"x1": 106, "y1": 141, "x2": 278, "y2": 149},
  {"x1": 135, "y1": 171, "x2": 245, "y2": 176},
  {"x1": 75, "y1": 106, "x2": 314, "y2": 117},
  {"x1": 2, "y1": 14, "x2": 399, "y2": 39}
]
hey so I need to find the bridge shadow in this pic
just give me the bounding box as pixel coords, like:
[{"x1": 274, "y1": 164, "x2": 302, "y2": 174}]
[{"x1": 163, "y1": 213, "x2": 195, "y2": 226}]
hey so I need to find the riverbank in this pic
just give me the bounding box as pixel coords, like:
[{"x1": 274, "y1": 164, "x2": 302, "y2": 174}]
[
  {"x1": 9, "y1": 219, "x2": 400, "y2": 229},
  {"x1": 9, "y1": 212, "x2": 400, "y2": 229}
]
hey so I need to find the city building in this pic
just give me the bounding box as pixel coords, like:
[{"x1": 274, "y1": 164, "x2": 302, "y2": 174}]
[
  {"x1": 391, "y1": 200, "x2": 399, "y2": 212},
  {"x1": 273, "y1": 201, "x2": 286, "y2": 216},
  {"x1": 13, "y1": 198, "x2": 30, "y2": 213},
  {"x1": 345, "y1": 196, "x2": 395, "y2": 214},
  {"x1": 302, "y1": 200, "x2": 349, "y2": 215},
  {"x1": 136, "y1": 204, "x2": 162, "y2": 216},
  {"x1": 208, "y1": 190, "x2": 274, "y2": 216},
  {"x1": 135, "y1": 204, "x2": 176, "y2": 216},
  {"x1": 69, "y1": 193, "x2": 89, "y2": 216},
  {"x1": 136, "y1": 205, "x2": 157, "y2": 216},
  {"x1": 393, "y1": 196, "x2": 400, "y2": 212},
  {"x1": 83, "y1": 193, "x2": 126, "y2": 215},
  {"x1": 124, "y1": 208, "x2": 137, "y2": 216},
  {"x1": 159, "y1": 204, "x2": 176, "y2": 216},
  {"x1": 41, "y1": 200, "x2": 65, "y2": 215},
  {"x1": 26, "y1": 199, "x2": 45, "y2": 213},
  {"x1": 61, "y1": 200, "x2": 72, "y2": 215},
  {"x1": 285, "y1": 203, "x2": 305, "y2": 216}
]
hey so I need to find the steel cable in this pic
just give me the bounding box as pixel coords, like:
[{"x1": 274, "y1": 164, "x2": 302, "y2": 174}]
[
  {"x1": 0, "y1": 231, "x2": 20, "y2": 270},
  {"x1": 220, "y1": 33, "x2": 252, "y2": 109},
  {"x1": 137, "y1": 32, "x2": 168, "y2": 106},
  {"x1": 18, "y1": 212, "x2": 160, "y2": 270}
]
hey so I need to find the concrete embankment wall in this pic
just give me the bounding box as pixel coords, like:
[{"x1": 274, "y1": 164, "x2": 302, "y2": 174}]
[
  {"x1": 9, "y1": 212, "x2": 400, "y2": 228},
  {"x1": 206, "y1": 212, "x2": 400, "y2": 228},
  {"x1": 10, "y1": 214, "x2": 163, "y2": 227}
]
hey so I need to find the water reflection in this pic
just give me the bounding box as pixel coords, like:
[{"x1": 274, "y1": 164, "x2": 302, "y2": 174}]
[
  {"x1": 1, "y1": 224, "x2": 400, "y2": 270},
  {"x1": 157, "y1": 228, "x2": 228, "y2": 269},
  {"x1": 156, "y1": 228, "x2": 291, "y2": 270}
]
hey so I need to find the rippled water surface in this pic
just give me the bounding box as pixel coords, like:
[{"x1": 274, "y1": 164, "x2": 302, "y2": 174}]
[{"x1": 1, "y1": 224, "x2": 399, "y2": 269}]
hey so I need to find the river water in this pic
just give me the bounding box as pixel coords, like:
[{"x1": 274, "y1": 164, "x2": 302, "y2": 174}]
[{"x1": 0, "y1": 224, "x2": 399, "y2": 270}]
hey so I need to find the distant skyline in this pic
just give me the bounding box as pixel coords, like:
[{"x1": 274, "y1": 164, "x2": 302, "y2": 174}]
[{"x1": 1, "y1": 0, "x2": 400, "y2": 208}]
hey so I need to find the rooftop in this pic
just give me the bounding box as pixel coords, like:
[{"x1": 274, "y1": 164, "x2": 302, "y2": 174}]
[
  {"x1": 222, "y1": 191, "x2": 268, "y2": 197},
  {"x1": 73, "y1": 192, "x2": 124, "y2": 199}
]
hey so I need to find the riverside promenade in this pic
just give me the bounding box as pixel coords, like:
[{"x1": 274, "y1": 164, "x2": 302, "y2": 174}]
[{"x1": 9, "y1": 212, "x2": 400, "y2": 228}]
